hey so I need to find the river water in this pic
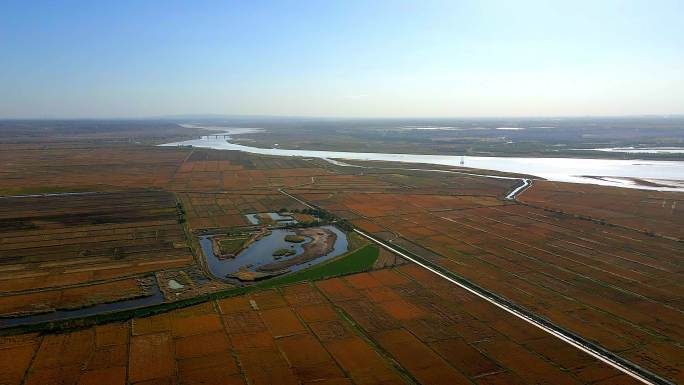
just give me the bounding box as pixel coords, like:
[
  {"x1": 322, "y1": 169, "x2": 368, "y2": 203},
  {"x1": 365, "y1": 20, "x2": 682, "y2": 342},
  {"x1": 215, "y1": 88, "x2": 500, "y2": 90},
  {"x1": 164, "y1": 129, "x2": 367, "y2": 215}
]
[
  {"x1": 572, "y1": 147, "x2": 684, "y2": 154},
  {"x1": 161, "y1": 129, "x2": 684, "y2": 192}
]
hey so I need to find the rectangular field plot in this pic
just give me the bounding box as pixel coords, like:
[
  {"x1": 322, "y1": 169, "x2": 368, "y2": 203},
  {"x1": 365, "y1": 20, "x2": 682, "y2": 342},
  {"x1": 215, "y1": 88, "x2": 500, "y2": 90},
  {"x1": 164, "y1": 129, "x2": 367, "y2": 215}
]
[
  {"x1": 177, "y1": 191, "x2": 307, "y2": 230},
  {"x1": 519, "y1": 180, "x2": 684, "y2": 240},
  {"x1": 0, "y1": 191, "x2": 193, "y2": 317}
]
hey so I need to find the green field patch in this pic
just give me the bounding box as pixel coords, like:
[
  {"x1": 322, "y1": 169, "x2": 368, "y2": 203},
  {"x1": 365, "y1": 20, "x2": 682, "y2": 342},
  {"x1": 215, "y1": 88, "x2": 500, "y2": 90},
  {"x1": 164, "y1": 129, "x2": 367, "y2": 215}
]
[
  {"x1": 256, "y1": 244, "x2": 379, "y2": 289},
  {"x1": 218, "y1": 237, "x2": 247, "y2": 255}
]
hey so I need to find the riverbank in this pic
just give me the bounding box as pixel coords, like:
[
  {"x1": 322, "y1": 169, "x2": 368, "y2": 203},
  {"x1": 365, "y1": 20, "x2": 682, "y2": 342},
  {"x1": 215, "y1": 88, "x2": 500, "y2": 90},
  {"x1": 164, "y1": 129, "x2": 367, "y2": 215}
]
[{"x1": 160, "y1": 133, "x2": 684, "y2": 192}]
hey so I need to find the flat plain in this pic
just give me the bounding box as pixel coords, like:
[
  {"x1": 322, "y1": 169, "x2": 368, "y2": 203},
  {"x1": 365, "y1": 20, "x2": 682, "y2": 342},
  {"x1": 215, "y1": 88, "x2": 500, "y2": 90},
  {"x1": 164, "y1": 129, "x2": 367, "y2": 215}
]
[
  {"x1": 0, "y1": 191, "x2": 192, "y2": 318},
  {"x1": 0, "y1": 269, "x2": 642, "y2": 385},
  {"x1": 0, "y1": 124, "x2": 682, "y2": 384},
  {"x1": 292, "y1": 182, "x2": 684, "y2": 383}
]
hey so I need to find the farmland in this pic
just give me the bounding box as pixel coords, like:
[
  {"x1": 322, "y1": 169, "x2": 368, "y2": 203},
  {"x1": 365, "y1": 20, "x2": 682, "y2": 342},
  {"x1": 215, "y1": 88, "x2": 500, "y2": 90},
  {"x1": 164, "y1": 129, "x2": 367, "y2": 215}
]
[
  {"x1": 293, "y1": 186, "x2": 684, "y2": 383},
  {"x1": 0, "y1": 144, "x2": 189, "y2": 195},
  {"x1": 3, "y1": 0, "x2": 684, "y2": 378},
  {"x1": 0, "y1": 131, "x2": 682, "y2": 384},
  {"x1": 518, "y1": 180, "x2": 684, "y2": 240},
  {"x1": 0, "y1": 268, "x2": 640, "y2": 385},
  {"x1": 0, "y1": 143, "x2": 402, "y2": 327},
  {"x1": 0, "y1": 191, "x2": 193, "y2": 320}
]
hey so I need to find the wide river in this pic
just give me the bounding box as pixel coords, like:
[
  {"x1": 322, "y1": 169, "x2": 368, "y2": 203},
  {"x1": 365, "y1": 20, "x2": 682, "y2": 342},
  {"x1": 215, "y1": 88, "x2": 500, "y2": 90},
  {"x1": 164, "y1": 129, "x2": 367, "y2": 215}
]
[{"x1": 161, "y1": 129, "x2": 684, "y2": 192}]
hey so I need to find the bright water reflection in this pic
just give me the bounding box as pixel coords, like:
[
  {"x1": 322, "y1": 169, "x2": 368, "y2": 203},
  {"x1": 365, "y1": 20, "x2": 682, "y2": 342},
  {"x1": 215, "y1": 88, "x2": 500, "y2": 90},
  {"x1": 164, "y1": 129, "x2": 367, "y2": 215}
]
[{"x1": 161, "y1": 129, "x2": 684, "y2": 192}]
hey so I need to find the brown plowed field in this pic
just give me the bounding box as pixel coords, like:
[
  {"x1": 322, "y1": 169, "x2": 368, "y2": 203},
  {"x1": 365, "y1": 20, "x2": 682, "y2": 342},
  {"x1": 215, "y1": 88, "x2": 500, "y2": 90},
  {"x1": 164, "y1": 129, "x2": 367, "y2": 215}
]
[
  {"x1": 296, "y1": 187, "x2": 684, "y2": 383},
  {"x1": 1, "y1": 269, "x2": 638, "y2": 384},
  {"x1": 0, "y1": 190, "x2": 193, "y2": 318},
  {"x1": 519, "y1": 180, "x2": 684, "y2": 240},
  {"x1": 0, "y1": 278, "x2": 145, "y2": 317}
]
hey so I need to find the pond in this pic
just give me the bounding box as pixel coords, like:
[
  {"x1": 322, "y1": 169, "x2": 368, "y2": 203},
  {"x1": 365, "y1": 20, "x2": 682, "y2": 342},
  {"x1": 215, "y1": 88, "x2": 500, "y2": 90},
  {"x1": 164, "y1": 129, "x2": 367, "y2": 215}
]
[{"x1": 201, "y1": 225, "x2": 348, "y2": 282}]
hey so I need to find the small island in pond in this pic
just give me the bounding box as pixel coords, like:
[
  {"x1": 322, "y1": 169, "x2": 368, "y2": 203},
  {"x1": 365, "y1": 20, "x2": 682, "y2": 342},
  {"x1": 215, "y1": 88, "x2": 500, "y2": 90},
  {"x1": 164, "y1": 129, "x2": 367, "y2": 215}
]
[
  {"x1": 259, "y1": 228, "x2": 336, "y2": 272},
  {"x1": 272, "y1": 248, "x2": 296, "y2": 258},
  {"x1": 285, "y1": 234, "x2": 306, "y2": 243}
]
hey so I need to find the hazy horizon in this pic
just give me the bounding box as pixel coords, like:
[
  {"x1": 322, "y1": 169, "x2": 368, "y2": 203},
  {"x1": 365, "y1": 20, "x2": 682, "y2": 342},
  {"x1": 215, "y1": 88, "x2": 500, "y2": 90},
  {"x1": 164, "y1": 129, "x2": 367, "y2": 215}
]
[
  {"x1": 2, "y1": 113, "x2": 684, "y2": 121},
  {"x1": 2, "y1": 0, "x2": 683, "y2": 119}
]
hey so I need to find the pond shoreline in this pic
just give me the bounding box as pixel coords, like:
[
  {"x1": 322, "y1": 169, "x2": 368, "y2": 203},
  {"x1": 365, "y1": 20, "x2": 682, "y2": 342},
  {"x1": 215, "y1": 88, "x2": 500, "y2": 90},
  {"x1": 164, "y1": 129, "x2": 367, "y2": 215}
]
[
  {"x1": 258, "y1": 227, "x2": 337, "y2": 272},
  {"x1": 200, "y1": 225, "x2": 349, "y2": 283}
]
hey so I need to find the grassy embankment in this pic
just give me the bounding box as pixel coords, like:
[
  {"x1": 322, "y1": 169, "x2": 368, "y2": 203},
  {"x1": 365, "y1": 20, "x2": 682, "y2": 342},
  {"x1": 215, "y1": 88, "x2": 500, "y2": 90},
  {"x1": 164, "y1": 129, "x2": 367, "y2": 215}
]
[{"x1": 257, "y1": 243, "x2": 379, "y2": 289}]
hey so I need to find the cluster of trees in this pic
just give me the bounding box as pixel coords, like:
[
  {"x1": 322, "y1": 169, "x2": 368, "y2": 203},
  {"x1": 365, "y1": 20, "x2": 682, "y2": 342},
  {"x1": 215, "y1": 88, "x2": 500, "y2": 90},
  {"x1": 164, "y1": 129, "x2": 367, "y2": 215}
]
[
  {"x1": 276, "y1": 206, "x2": 355, "y2": 231},
  {"x1": 299, "y1": 207, "x2": 334, "y2": 220},
  {"x1": 176, "y1": 202, "x2": 186, "y2": 224},
  {"x1": 279, "y1": 207, "x2": 334, "y2": 220}
]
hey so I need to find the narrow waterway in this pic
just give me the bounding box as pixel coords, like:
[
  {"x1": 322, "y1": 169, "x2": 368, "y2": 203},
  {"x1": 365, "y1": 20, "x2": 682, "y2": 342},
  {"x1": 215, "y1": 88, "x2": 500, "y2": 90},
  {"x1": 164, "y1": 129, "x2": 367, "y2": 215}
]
[{"x1": 0, "y1": 282, "x2": 164, "y2": 328}]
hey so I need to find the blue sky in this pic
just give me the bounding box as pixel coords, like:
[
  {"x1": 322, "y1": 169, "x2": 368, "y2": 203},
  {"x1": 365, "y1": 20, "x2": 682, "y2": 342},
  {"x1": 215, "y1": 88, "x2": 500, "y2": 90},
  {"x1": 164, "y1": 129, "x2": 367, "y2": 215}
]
[{"x1": 1, "y1": 0, "x2": 682, "y2": 118}]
